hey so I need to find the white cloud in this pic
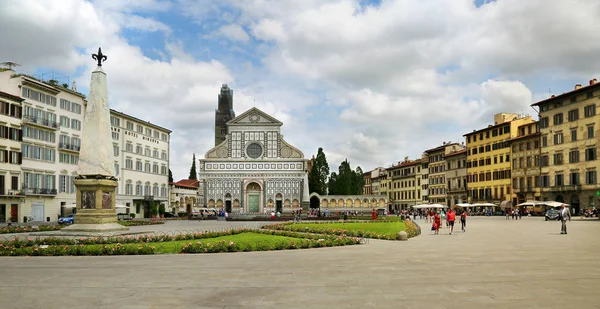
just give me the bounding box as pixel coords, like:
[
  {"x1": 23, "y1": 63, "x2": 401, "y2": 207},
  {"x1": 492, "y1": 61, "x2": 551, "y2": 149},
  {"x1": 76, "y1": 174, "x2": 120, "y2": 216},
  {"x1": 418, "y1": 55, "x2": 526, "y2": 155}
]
[
  {"x1": 218, "y1": 24, "x2": 250, "y2": 42},
  {"x1": 5, "y1": 0, "x2": 600, "y2": 179}
]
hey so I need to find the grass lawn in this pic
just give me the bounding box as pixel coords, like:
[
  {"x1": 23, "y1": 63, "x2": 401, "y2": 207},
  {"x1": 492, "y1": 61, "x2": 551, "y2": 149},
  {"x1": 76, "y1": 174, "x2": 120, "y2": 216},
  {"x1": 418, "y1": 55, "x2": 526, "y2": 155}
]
[
  {"x1": 94, "y1": 232, "x2": 301, "y2": 254},
  {"x1": 286, "y1": 221, "x2": 406, "y2": 238}
]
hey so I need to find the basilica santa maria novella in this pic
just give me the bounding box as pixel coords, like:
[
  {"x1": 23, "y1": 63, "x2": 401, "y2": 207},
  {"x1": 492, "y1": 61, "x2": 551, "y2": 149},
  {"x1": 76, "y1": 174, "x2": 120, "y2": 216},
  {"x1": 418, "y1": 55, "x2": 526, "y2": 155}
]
[{"x1": 198, "y1": 85, "x2": 309, "y2": 213}]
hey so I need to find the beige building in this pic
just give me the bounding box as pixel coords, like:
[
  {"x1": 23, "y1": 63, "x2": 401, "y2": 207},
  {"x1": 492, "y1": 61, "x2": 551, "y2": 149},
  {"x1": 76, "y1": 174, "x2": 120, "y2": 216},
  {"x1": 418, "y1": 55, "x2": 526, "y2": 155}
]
[
  {"x1": 532, "y1": 80, "x2": 600, "y2": 214},
  {"x1": 0, "y1": 68, "x2": 172, "y2": 222},
  {"x1": 0, "y1": 90, "x2": 24, "y2": 223},
  {"x1": 425, "y1": 142, "x2": 464, "y2": 205},
  {"x1": 169, "y1": 179, "x2": 203, "y2": 214},
  {"x1": 510, "y1": 121, "x2": 542, "y2": 209},
  {"x1": 110, "y1": 110, "x2": 171, "y2": 218},
  {"x1": 445, "y1": 148, "x2": 467, "y2": 207},
  {"x1": 362, "y1": 171, "x2": 372, "y2": 195},
  {"x1": 388, "y1": 158, "x2": 421, "y2": 211},
  {"x1": 0, "y1": 69, "x2": 86, "y2": 223}
]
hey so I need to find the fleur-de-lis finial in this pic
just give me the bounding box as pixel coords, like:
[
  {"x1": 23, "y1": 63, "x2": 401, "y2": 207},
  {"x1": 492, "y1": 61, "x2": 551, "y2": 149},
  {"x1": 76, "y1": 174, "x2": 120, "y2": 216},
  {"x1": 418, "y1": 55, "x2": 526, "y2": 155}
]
[{"x1": 92, "y1": 47, "x2": 107, "y2": 66}]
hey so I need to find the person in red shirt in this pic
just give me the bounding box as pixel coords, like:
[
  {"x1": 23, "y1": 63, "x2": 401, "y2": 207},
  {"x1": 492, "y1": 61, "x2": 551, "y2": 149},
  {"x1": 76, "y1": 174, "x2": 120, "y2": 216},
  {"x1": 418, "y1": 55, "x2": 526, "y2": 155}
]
[
  {"x1": 447, "y1": 208, "x2": 456, "y2": 235},
  {"x1": 460, "y1": 210, "x2": 467, "y2": 232}
]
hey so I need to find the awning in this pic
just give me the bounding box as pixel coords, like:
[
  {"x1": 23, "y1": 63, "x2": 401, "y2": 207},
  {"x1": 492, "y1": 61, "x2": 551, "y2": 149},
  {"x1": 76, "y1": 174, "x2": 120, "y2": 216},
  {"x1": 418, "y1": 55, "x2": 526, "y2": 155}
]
[{"x1": 500, "y1": 200, "x2": 513, "y2": 208}]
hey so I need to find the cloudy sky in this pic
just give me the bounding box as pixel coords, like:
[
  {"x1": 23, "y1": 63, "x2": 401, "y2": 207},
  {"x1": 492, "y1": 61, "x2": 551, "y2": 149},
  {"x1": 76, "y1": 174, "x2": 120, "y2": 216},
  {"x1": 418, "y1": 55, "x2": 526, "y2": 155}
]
[{"x1": 2, "y1": 0, "x2": 600, "y2": 180}]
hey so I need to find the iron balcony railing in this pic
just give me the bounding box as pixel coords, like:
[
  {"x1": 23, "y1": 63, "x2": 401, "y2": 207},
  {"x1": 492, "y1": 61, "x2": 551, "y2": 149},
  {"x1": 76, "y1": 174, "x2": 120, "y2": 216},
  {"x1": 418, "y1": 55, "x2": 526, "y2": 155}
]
[
  {"x1": 22, "y1": 115, "x2": 60, "y2": 129},
  {"x1": 22, "y1": 186, "x2": 57, "y2": 196},
  {"x1": 59, "y1": 142, "x2": 80, "y2": 152}
]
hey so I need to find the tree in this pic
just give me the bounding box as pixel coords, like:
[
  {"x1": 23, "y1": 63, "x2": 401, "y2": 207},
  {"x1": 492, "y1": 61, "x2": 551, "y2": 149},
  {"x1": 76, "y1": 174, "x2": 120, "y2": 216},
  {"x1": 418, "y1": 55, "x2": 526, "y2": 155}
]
[
  {"x1": 328, "y1": 159, "x2": 364, "y2": 195},
  {"x1": 188, "y1": 153, "x2": 197, "y2": 180},
  {"x1": 308, "y1": 147, "x2": 330, "y2": 195},
  {"x1": 168, "y1": 168, "x2": 173, "y2": 183}
]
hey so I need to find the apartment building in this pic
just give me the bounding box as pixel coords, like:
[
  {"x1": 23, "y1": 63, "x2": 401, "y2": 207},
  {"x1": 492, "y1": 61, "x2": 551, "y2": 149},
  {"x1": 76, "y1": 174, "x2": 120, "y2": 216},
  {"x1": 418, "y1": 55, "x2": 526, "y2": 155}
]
[
  {"x1": 388, "y1": 158, "x2": 421, "y2": 211},
  {"x1": 0, "y1": 69, "x2": 86, "y2": 223},
  {"x1": 110, "y1": 110, "x2": 171, "y2": 218},
  {"x1": 424, "y1": 142, "x2": 464, "y2": 205},
  {"x1": 0, "y1": 90, "x2": 24, "y2": 223},
  {"x1": 369, "y1": 167, "x2": 387, "y2": 197},
  {"x1": 0, "y1": 68, "x2": 173, "y2": 222},
  {"x1": 362, "y1": 171, "x2": 372, "y2": 195},
  {"x1": 420, "y1": 155, "x2": 429, "y2": 203},
  {"x1": 445, "y1": 148, "x2": 467, "y2": 207},
  {"x1": 532, "y1": 80, "x2": 600, "y2": 215},
  {"x1": 510, "y1": 121, "x2": 542, "y2": 207},
  {"x1": 464, "y1": 113, "x2": 535, "y2": 208}
]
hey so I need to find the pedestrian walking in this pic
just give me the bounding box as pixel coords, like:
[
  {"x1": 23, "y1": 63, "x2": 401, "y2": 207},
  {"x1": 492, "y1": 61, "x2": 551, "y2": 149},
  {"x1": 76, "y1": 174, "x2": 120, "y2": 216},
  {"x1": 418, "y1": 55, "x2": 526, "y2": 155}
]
[
  {"x1": 432, "y1": 211, "x2": 441, "y2": 235},
  {"x1": 560, "y1": 204, "x2": 571, "y2": 234},
  {"x1": 460, "y1": 210, "x2": 467, "y2": 232},
  {"x1": 447, "y1": 208, "x2": 456, "y2": 235}
]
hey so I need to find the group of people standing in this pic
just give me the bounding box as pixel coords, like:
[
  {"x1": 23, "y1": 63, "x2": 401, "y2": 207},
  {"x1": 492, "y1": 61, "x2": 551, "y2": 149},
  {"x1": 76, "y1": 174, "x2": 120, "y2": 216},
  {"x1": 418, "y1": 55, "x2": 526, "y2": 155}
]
[{"x1": 428, "y1": 208, "x2": 467, "y2": 235}]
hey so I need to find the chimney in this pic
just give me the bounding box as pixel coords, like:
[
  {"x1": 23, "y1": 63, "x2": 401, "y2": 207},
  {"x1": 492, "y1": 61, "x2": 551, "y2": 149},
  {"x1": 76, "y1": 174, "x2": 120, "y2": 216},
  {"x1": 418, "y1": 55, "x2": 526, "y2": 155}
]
[
  {"x1": 442, "y1": 142, "x2": 446, "y2": 145},
  {"x1": 551, "y1": 95, "x2": 555, "y2": 98},
  {"x1": 591, "y1": 78, "x2": 597, "y2": 85},
  {"x1": 404, "y1": 156, "x2": 408, "y2": 162},
  {"x1": 575, "y1": 84, "x2": 582, "y2": 90}
]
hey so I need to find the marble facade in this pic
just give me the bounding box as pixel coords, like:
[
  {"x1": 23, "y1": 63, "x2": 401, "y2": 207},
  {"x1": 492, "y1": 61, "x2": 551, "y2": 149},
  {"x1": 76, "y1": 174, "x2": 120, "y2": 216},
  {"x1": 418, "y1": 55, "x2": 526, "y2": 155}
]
[{"x1": 199, "y1": 107, "x2": 309, "y2": 213}]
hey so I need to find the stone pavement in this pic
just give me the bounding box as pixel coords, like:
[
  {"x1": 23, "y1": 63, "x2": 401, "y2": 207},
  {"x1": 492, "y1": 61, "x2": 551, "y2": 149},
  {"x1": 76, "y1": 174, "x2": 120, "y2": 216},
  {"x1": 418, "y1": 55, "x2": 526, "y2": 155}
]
[{"x1": 0, "y1": 217, "x2": 599, "y2": 309}]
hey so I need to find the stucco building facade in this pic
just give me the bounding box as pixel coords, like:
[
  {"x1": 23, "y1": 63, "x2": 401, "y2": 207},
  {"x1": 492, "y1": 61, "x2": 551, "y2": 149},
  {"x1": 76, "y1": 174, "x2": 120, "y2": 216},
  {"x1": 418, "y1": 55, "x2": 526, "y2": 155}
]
[{"x1": 533, "y1": 80, "x2": 600, "y2": 214}]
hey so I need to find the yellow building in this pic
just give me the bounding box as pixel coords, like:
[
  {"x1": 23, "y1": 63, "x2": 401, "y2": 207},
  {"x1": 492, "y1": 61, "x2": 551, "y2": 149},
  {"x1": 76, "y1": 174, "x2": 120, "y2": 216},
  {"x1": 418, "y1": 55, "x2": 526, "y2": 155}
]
[
  {"x1": 464, "y1": 113, "x2": 535, "y2": 208},
  {"x1": 532, "y1": 80, "x2": 600, "y2": 215}
]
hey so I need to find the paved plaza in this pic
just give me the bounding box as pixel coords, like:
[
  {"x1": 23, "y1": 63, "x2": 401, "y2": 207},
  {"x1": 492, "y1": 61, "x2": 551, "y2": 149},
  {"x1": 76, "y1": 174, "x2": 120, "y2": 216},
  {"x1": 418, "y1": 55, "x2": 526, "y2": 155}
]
[{"x1": 0, "y1": 217, "x2": 599, "y2": 309}]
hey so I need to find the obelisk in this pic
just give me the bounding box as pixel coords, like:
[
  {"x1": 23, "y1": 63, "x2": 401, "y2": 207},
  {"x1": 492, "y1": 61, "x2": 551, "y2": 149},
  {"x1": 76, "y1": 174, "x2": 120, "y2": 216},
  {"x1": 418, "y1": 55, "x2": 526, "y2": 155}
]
[
  {"x1": 63, "y1": 47, "x2": 127, "y2": 232},
  {"x1": 301, "y1": 162, "x2": 311, "y2": 212}
]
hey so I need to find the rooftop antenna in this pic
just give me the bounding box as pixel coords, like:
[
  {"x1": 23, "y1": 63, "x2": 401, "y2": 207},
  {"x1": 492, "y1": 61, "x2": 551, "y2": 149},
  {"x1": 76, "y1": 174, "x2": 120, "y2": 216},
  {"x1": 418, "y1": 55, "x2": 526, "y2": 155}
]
[{"x1": 1, "y1": 62, "x2": 20, "y2": 70}]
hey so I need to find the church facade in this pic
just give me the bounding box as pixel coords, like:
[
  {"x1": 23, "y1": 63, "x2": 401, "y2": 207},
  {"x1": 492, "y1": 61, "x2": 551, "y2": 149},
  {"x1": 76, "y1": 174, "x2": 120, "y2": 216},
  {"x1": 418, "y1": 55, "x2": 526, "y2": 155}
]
[{"x1": 199, "y1": 104, "x2": 309, "y2": 213}]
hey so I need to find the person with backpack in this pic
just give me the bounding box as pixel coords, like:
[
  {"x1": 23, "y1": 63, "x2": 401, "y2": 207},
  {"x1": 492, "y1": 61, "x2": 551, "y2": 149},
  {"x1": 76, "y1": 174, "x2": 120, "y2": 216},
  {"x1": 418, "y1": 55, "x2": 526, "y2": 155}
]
[{"x1": 460, "y1": 210, "x2": 467, "y2": 232}]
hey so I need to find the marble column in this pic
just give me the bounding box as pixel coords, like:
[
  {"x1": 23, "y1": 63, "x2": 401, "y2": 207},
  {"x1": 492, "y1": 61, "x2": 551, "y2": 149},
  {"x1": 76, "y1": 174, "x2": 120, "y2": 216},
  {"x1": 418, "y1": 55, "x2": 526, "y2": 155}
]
[{"x1": 64, "y1": 48, "x2": 127, "y2": 232}]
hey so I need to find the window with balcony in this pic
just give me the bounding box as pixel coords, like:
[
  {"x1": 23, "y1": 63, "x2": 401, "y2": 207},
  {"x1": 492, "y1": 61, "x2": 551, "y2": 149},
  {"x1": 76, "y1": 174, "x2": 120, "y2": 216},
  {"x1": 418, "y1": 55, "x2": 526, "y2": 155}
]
[
  {"x1": 555, "y1": 174, "x2": 564, "y2": 186},
  {"x1": 586, "y1": 171, "x2": 597, "y2": 184},
  {"x1": 570, "y1": 173, "x2": 580, "y2": 185}
]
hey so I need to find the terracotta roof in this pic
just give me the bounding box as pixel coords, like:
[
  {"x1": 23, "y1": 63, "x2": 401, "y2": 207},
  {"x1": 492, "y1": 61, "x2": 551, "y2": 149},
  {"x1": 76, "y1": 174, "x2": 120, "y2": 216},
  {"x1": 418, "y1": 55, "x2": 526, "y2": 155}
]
[
  {"x1": 510, "y1": 132, "x2": 540, "y2": 142},
  {"x1": 532, "y1": 80, "x2": 600, "y2": 107},
  {"x1": 387, "y1": 159, "x2": 421, "y2": 170},
  {"x1": 445, "y1": 148, "x2": 467, "y2": 157},
  {"x1": 424, "y1": 143, "x2": 459, "y2": 153},
  {"x1": 172, "y1": 179, "x2": 199, "y2": 189}
]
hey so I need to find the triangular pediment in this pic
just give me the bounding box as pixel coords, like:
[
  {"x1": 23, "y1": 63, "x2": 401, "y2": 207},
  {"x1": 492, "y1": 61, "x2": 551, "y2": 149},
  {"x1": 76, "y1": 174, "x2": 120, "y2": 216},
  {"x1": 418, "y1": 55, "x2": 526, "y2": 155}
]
[{"x1": 226, "y1": 107, "x2": 283, "y2": 126}]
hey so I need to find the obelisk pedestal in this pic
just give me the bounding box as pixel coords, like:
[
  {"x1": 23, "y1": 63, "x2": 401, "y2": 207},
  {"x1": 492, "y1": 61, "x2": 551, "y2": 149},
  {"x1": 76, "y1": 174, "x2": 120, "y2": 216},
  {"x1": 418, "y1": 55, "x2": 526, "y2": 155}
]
[
  {"x1": 63, "y1": 47, "x2": 127, "y2": 232},
  {"x1": 301, "y1": 168, "x2": 311, "y2": 212}
]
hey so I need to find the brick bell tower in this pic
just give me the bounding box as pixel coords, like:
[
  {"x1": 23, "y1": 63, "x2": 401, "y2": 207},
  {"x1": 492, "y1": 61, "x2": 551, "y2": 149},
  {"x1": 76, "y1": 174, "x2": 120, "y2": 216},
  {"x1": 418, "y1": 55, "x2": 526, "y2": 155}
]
[{"x1": 214, "y1": 84, "x2": 235, "y2": 146}]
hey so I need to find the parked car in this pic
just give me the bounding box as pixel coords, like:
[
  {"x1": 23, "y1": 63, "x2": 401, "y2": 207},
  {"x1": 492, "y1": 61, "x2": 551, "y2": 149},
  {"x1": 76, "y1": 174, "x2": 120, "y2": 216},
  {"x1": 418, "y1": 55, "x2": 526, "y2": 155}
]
[
  {"x1": 59, "y1": 214, "x2": 75, "y2": 224},
  {"x1": 545, "y1": 209, "x2": 560, "y2": 221}
]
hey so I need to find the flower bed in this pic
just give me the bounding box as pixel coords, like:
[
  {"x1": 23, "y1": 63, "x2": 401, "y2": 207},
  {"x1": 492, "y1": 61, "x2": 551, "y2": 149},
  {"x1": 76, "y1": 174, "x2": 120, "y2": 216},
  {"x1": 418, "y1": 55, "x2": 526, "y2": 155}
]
[
  {"x1": 0, "y1": 225, "x2": 62, "y2": 234},
  {"x1": 118, "y1": 220, "x2": 165, "y2": 226},
  {"x1": 263, "y1": 220, "x2": 414, "y2": 240},
  {"x1": 0, "y1": 229, "x2": 362, "y2": 256}
]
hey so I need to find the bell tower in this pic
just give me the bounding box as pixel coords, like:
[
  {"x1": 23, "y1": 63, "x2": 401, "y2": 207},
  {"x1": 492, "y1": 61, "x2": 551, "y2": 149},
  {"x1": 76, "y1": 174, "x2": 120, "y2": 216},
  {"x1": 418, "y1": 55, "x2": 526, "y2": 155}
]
[{"x1": 214, "y1": 84, "x2": 235, "y2": 146}]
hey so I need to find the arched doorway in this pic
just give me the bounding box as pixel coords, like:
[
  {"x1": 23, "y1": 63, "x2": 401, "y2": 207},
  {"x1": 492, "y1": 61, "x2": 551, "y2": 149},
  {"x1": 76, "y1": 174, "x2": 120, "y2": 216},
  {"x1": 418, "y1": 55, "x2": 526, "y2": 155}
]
[
  {"x1": 246, "y1": 182, "x2": 261, "y2": 213},
  {"x1": 310, "y1": 196, "x2": 320, "y2": 209},
  {"x1": 570, "y1": 195, "x2": 580, "y2": 215},
  {"x1": 275, "y1": 193, "x2": 283, "y2": 213},
  {"x1": 225, "y1": 193, "x2": 232, "y2": 213}
]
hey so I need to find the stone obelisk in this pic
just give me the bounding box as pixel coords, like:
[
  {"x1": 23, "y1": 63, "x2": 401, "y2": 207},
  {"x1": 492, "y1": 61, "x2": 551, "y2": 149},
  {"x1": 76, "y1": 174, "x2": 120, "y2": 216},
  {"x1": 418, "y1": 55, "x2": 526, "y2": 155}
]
[
  {"x1": 301, "y1": 162, "x2": 311, "y2": 212},
  {"x1": 64, "y1": 47, "x2": 127, "y2": 232}
]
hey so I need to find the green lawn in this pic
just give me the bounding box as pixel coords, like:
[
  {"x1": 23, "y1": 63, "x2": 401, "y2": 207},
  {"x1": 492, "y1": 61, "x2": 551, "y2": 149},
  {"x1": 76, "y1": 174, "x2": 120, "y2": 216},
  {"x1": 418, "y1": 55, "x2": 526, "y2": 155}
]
[
  {"x1": 95, "y1": 232, "x2": 300, "y2": 254},
  {"x1": 285, "y1": 221, "x2": 406, "y2": 238}
]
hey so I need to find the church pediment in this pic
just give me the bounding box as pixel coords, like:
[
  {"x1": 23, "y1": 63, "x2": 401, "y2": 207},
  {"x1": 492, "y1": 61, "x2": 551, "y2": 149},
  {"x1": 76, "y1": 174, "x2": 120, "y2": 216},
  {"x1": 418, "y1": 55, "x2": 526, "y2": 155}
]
[
  {"x1": 205, "y1": 137, "x2": 230, "y2": 159},
  {"x1": 226, "y1": 107, "x2": 283, "y2": 126}
]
